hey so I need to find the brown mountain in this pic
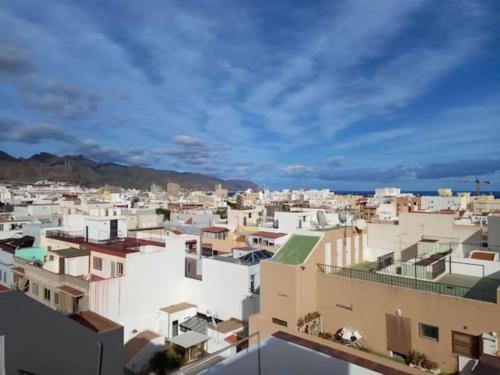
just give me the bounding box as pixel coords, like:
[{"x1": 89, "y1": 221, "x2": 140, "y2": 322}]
[{"x1": 0, "y1": 152, "x2": 257, "y2": 191}]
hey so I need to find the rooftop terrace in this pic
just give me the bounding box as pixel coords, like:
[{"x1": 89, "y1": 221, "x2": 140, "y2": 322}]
[
  {"x1": 318, "y1": 264, "x2": 499, "y2": 303},
  {"x1": 272, "y1": 235, "x2": 320, "y2": 265}
]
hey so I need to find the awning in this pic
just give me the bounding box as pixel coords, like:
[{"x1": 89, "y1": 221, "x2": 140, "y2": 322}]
[
  {"x1": 57, "y1": 285, "x2": 85, "y2": 297},
  {"x1": 170, "y1": 331, "x2": 208, "y2": 349}
]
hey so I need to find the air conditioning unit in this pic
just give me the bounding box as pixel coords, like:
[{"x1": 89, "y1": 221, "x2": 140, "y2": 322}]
[{"x1": 481, "y1": 332, "x2": 497, "y2": 356}]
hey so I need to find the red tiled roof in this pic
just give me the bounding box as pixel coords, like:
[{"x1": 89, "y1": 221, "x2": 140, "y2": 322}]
[
  {"x1": 250, "y1": 231, "x2": 287, "y2": 240},
  {"x1": 203, "y1": 226, "x2": 229, "y2": 234},
  {"x1": 471, "y1": 251, "x2": 495, "y2": 261},
  {"x1": 83, "y1": 238, "x2": 164, "y2": 258},
  {"x1": 185, "y1": 217, "x2": 193, "y2": 225},
  {"x1": 0, "y1": 284, "x2": 9, "y2": 292},
  {"x1": 225, "y1": 335, "x2": 240, "y2": 345},
  {"x1": 57, "y1": 285, "x2": 85, "y2": 297},
  {"x1": 69, "y1": 310, "x2": 121, "y2": 333}
]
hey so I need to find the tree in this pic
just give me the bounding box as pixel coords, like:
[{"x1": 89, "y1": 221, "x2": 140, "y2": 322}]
[
  {"x1": 156, "y1": 208, "x2": 171, "y2": 221},
  {"x1": 149, "y1": 351, "x2": 169, "y2": 374}
]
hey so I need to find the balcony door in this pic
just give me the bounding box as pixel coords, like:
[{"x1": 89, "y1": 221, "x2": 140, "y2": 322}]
[
  {"x1": 110, "y1": 219, "x2": 118, "y2": 239},
  {"x1": 386, "y1": 314, "x2": 412, "y2": 355}
]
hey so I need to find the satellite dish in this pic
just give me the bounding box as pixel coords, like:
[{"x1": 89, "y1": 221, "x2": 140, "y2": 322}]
[
  {"x1": 355, "y1": 219, "x2": 367, "y2": 231},
  {"x1": 339, "y1": 211, "x2": 347, "y2": 224},
  {"x1": 317, "y1": 211, "x2": 328, "y2": 226}
]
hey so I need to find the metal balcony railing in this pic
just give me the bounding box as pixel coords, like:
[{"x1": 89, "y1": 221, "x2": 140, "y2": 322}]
[{"x1": 317, "y1": 264, "x2": 496, "y2": 303}]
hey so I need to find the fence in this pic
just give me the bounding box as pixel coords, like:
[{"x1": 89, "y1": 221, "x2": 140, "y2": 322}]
[{"x1": 318, "y1": 264, "x2": 495, "y2": 303}]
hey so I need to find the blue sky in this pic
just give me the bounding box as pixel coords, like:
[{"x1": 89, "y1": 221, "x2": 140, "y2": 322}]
[{"x1": 0, "y1": 0, "x2": 499, "y2": 190}]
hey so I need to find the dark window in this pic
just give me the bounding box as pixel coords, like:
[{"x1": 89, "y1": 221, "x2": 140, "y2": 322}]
[
  {"x1": 272, "y1": 318, "x2": 288, "y2": 327},
  {"x1": 419, "y1": 323, "x2": 439, "y2": 341},
  {"x1": 44, "y1": 288, "x2": 51, "y2": 301},
  {"x1": 250, "y1": 274, "x2": 256, "y2": 293},
  {"x1": 452, "y1": 331, "x2": 480, "y2": 358},
  {"x1": 93, "y1": 257, "x2": 102, "y2": 271},
  {"x1": 117, "y1": 262, "x2": 124, "y2": 276},
  {"x1": 172, "y1": 320, "x2": 179, "y2": 337}
]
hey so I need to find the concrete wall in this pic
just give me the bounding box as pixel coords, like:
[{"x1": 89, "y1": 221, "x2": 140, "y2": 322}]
[
  {"x1": 257, "y1": 228, "x2": 367, "y2": 334},
  {"x1": 316, "y1": 273, "x2": 500, "y2": 373},
  {"x1": 367, "y1": 213, "x2": 482, "y2": 260},
  {"x1": 200, "y1": 258, "x2": 257, "y2": 321},
  {"x1": 489, "y1": 215, "x2": 500, "y2": 252},
  {"x1": 0, "y1": 290, "x2": 123, "y2": 375},
  {"x1": 0, "y1": 250, "x2": 13, "y2": 288},
  {"x1": 89, "y1": 240, "x2": 186, "y2": 341},
  {"x1": 90, "y1": 251, "x2": 126, "y2": 279},
  {"x1": 159, "y1": 306, "x2": 197, "y2": 338},
  {"x1": 447, "y1": 256, "x2": 500, "y2": 278}
]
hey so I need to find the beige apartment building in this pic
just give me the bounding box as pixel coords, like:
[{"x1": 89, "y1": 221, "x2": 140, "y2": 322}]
[{"x1": 250, "y1": 224, "x2": 500, "y2": 374}]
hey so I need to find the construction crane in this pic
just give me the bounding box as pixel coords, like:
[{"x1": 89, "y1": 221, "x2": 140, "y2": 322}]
[{"x1": 454, "y1": 178, "x2": 492, "y2": 196}]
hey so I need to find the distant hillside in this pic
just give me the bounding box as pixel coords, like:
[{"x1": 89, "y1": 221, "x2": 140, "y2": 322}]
[{"x1": 0, "y1": 151, "x2": 257, "y2": 191}]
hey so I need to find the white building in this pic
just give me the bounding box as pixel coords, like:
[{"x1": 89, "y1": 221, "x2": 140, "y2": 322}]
[
  {"x1": 374, "y1": 187, "x2": 401, "y2": 198},
  {"x1": 420, "y1": 195, "x2": 465, "y2": 212}
]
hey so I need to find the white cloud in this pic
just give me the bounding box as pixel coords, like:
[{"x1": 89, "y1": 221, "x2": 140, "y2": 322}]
[{"x1": 281, "y1": 164, "x2": 314, "y2": 177}]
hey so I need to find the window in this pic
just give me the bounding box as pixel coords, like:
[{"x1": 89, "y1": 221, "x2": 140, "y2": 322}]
[
  {"x1": 0, "y1": 224, "x2": 3, "y2": 231},
  {"x1": 44, "y1": 288, "x2": 51, "y2": 302},
  {"x1": 49, "y1": 255, "x2": 54, "y2": 261},
  {"x1": 250, "y1": 274, "x2": 256, "y2": 293},
  {"x1": 419, "y1": 323, "x2": 439, "y2": 341},
  {"x1": 117, "y1": 262, "x2": 124, "y2": 276},
  {"x1": 93, "y1": 257, "x2": 103, "y2": 271},
  {"x1": 54, "y1": 293, "x2": 60, "y2": 305},
  {"x1": 452, "y1": 331, "x2": 480, "y2": 358},
  {"x1": 32, "y1": 283, "x2": 39, "y2": 296},
  {"x1": 272, "y1": 318, "x2": 288, "y2": 327}
]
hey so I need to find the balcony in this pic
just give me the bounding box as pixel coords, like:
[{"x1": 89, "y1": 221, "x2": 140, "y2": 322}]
[
  {"x1": 46, "y1": 230, "x2": 86, "y2": 244},
  {"x1": 318, "y1": 264, "x2": 498, "y2": 303}
]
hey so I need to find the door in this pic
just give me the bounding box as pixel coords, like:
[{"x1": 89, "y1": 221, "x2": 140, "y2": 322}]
[
  {"x1": 386, "y1": 314, "x2": 412, "y2": 355},
  {"x1": 110, "y1": 220, "x2": 118, "y2": 239},
  {"x1": 452, "y1": 331, "x2": 480, "y2": 359},
  {"x1": 172, "y1": 320, "x2": 179, "y2": 337},
  {"x1": 110, "y1": 262, "x2": 116, "y2": 278},
  {"x1": 59, "y1": 257, "x2": 65, "y2": 274},
  {"x1": 85, "y1": 226, "x2": 89, "y2": 242}
]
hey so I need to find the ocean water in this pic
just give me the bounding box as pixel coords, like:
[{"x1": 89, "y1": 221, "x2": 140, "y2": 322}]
[{"x1": 334, "y1": 191, "x2": 500, "y2": 198}]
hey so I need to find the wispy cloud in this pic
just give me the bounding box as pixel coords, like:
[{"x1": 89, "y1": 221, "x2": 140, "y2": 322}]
[
  {"x1": 335, "y1": 128, "x2": 415, "y2": 150},
  {"x1": 282, "y1": 164, "x2": 314, "y2": 177},
  {"x1": 0, "y1": 0, "x2": 497, "y2": 188}
]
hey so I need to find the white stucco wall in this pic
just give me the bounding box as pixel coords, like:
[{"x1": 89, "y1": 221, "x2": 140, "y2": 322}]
[{"x1": 0, "y1": 250, "x2": 14, "y2": 287}]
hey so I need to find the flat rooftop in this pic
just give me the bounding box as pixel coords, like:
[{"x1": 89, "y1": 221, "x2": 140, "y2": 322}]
[
  {"x1": 68, "y1": 310, "x2": 121, "y2": 333},
  {"x1": 201, "y1": 331, "x2": 410, "y2": 375},
  {"x1": 437, "y1": 273, "x2": 500, "y2": 303},
  {"x1": 50, "y1": 247, "x2": 89, "y2": 258},
  {"x1": 272, "y1": 234, "x2": 320, "y2": 265}
]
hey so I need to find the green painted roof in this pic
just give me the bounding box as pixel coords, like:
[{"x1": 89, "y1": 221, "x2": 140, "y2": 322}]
[
  {"x1": 15, "y1": 247, "x2": 47, "y2": 263},
  {"x1": 272, "y1": 235, "x2": 320, "y2": 265}
]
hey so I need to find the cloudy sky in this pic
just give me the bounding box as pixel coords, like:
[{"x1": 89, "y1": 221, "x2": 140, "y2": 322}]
[{"x1": 1, "y1": 0, "x2": 499, "y2": 190}]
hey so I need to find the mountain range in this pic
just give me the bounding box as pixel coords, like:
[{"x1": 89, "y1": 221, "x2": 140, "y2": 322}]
[{"x1": 0, "y1": 151, "x2": 257, "y2": 191}]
